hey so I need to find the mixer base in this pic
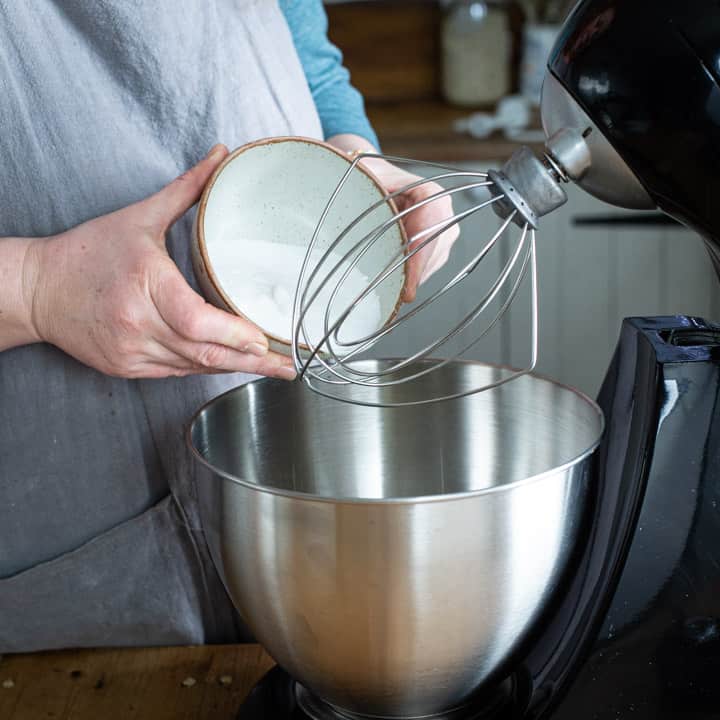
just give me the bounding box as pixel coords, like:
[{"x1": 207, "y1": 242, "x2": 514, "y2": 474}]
[{"x1": 237, "y1": 666, "x2": 517, "y2": 720}]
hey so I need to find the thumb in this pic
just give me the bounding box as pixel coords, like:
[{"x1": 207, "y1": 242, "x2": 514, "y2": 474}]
[{"x1": 144, "y1": 144, "x2": 229, "y2": 231}]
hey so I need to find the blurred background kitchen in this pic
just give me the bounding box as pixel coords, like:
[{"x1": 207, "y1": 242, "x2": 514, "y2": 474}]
[{"x1": 323, "y1": 0, "x2": 720, "y2": 398}]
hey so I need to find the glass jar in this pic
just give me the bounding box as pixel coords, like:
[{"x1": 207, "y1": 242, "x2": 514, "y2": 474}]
[{"x1": 441, "y1": 0, "x2": 514, "y2": 107}]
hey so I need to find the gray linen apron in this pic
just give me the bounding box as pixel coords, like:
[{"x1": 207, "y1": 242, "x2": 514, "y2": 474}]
[{"x1": 0, "y1": 0, "x2": 322, "y2": 652}]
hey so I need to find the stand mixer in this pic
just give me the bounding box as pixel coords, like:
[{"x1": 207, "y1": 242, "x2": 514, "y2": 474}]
[
  {"x1": 188, "y1": 0, "x2": 720, "y2": 718},
  {"x1": 292, "y1": 0, "x2": 720, "y2": 407}
]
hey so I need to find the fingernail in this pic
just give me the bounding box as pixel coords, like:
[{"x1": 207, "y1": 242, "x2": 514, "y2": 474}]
[
  {"x1": 278, "y1": 366, "x2": 297, "y2": 381},
  {"x1": 244, "y1": 342, "x2": 268, "y2": 357},
  {"x1": 206, "y1": 143, "x2": 225, "y2": 160}
]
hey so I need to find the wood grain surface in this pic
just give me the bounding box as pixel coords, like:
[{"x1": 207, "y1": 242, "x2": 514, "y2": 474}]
[
  {"x1": 326, "y1": 1, "x2": 442, "y2": 103},
  {"x1": 0, "y1": 645, "x2": 274, "y2": 720},
  {"x1": 325, "y1": 3, "x2": 542, "y2": 163}
]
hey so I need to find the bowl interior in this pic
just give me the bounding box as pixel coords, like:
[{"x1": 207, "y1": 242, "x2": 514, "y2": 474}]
[
  {"x1": 201, "y1": 139, "x2": 405, "y2": 346},
  {"x1": 190, "y1": 361, "x2": 603, "y2": 501}
]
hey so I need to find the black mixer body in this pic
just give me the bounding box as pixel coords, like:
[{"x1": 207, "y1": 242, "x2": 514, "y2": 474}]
[
  {"x1": 516, "y1": 315, "x2": 720, "y2": 719},
  {"x1": 547, "y1": 0, "x2": 720, "y2": 271},
  {"x1": 523, "y1": 3, "x2": 720, "y2": 715}
]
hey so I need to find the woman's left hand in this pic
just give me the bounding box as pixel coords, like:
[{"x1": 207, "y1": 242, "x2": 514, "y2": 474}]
[{"x1": 328, "y1": 135, "x2": 460, "y2": 303}]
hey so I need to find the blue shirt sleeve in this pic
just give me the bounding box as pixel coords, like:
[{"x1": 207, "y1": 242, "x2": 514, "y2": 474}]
[{"x1": 279, "y1": 0, "x2": 380, "y2": 150}]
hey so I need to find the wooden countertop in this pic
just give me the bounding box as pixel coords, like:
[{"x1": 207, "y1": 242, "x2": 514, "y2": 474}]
[
  {"x1": 366, "y1": 100, "x2": 545, "y2": 164},
  {"x1": 0, "y1": 644, "x2": 274, "y2": 720}
]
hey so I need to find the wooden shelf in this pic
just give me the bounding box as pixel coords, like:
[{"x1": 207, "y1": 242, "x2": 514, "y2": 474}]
[
  {"x1": 324, "y1": 2, "x2": 540, "y2": 164},
  {"x1": 366, "y1": 100, "x2": 545, "y2": 164}
]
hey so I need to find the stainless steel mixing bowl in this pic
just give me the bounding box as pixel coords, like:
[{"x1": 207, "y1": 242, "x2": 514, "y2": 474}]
[{"x1": 188, "y1": 361, "x2": 604, "y2": 719}]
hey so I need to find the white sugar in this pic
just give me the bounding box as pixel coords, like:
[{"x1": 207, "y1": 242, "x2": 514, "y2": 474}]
[{"x1": 211, "y1": 239, "x2": 383, "y2": 347}]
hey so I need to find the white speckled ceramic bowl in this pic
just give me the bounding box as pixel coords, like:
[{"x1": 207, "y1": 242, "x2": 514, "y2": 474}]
[{"x1": 192, "y1": 137, "x2": 407, "y2": 356}]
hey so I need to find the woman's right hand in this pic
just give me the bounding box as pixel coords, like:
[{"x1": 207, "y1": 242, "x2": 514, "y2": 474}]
[{"x1": 22, "y1": 145, "x2": 297, "y2": 380}]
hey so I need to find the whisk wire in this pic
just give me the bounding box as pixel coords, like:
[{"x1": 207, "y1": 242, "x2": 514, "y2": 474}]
[
  {"x1": 312, "y1": 216, "x2": 532, "y2": 387},
  {"x1": 317, "y1": 205, "x2": 519, "y2": 380},
  {"x1": 294, "y1": 175, "x2": 495, "y2": 351},
  {"x1": 323, "y1": 193, "x2": 507, "y2": 350},
  {"x1": 292, "y1": 151, "x2": 541, "y2": 407},
  {"x1": 298, "y1": 192, "x2": 510, "y2": 384},
  {"x1": 293, "y1": 171, "x2": 501, "y2": 371}
]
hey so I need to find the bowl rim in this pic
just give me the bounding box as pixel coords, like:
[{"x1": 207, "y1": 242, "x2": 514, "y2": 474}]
[
  {"x1": 185, "y1": 358, "x2": 606, "y2": 506},
  {"x1": 195, "y1": 135, "x2": 409, "y2": 350}
]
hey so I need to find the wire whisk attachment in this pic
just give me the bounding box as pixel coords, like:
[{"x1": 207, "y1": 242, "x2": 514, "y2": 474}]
[{"x1": 290, "y1": 150, "x2": 558, "y2": 408}]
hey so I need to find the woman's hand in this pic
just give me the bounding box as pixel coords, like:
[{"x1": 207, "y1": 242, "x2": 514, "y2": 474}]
[
  {"x1": 327, "y1": 134, "x2": 460, "y2": 303},
  {"x1": 23, "y1": 145, "x2": 297, "y2": 380}
]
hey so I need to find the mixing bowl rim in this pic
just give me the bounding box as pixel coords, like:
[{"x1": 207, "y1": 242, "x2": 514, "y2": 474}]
[{"x1": 186, "y1": 359, "x2": 605, "y2": 505}]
